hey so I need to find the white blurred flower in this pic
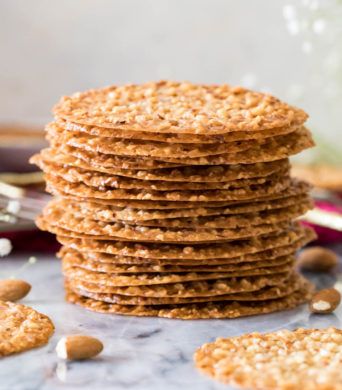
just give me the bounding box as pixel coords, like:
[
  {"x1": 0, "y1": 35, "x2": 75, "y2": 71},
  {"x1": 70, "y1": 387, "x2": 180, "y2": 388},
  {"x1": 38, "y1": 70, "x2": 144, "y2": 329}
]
[
  {"x1": 28, "y1": 256, "x2": 37, "y2": 264},
  {"x1": 313, "y1": 19, "x2": 326, "y2": 34},
  {"x1": 0, "y1": 238, "x2": 12, "y2": 257},
  {"x1": 283, "y1": 5, "x2": 297, "y2": 20},
  {"x1": 287, "y1": 20, "x2": 301, "y2": 35}
]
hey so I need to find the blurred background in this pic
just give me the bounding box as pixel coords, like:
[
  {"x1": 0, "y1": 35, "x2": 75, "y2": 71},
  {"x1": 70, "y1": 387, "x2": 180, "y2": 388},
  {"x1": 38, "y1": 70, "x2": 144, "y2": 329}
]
[
  {"x1": 0, "y1": 0, "x2": 341, "y2": 246},
  {"x1": 0, "y1": 0, "x2": 341, "y2": 151}
]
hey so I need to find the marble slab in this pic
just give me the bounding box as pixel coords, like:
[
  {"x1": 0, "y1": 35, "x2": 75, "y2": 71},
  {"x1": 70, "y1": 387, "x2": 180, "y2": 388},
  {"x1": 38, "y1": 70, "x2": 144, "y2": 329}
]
[{"x1": 0, "y1": 248, "x2": 341, "y2": 390}]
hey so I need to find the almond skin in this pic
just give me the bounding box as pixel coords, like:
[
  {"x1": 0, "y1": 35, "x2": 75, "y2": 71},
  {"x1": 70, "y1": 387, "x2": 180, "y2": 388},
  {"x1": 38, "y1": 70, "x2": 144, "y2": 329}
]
[
  {"x1": 0, "y1": 279, "x2": 31, "y2": 301},
  {"x1": 297, "y1": 247, "x2": 338, "y2": 272},
  {"x1": 56, "y1": 335, "x2": 103, "y2": 360},
  {"x1": 309, "y1": 288, "x2": 341, "y2": 314}
]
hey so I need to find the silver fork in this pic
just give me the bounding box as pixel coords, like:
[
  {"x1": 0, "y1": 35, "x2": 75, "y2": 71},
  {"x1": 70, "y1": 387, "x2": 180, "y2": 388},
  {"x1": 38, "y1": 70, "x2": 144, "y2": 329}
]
[{"x1": 0, "y1": 181, "x2": 50, "y2": 222}]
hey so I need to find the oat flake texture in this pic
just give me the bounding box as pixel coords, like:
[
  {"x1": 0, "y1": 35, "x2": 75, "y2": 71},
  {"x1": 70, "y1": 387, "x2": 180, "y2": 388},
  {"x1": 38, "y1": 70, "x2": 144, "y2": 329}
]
[
  {"x1": 0, "y1": 300, "x2": 54, "y2": 356},
  {"x1": 194, "y1": 327, "x2": 342, "y2": 390}
]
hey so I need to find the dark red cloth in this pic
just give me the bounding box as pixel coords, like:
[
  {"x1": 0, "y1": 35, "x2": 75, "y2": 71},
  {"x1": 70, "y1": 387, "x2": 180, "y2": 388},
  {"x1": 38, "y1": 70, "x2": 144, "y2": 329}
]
[
  {"x1": 0, "y1": 230, "x2": 60, "y2": 253},
  {"x1": 304, "y1": 199, "x2": 342, "y2": 245}
]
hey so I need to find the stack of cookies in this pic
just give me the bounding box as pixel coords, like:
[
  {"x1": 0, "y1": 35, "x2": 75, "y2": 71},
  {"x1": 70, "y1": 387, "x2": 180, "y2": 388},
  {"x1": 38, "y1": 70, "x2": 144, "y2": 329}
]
[{"x1": 31, "y1": 81, "x2": 316, "y2": 319}]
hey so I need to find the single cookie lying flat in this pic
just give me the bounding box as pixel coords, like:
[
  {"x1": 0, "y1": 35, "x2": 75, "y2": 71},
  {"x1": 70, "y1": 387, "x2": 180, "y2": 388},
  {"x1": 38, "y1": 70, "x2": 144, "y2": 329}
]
[
  {"x1": 0, "y1": 300, "x2": 54, "y2": 356},
  {"x1": 194, "y1": 327, "x2": 342, "y2": 390}
]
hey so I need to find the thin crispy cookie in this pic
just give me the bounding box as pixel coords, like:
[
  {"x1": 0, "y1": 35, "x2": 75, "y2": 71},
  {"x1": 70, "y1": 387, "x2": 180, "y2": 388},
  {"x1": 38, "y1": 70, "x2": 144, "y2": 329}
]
[
  {"x1": 0, "y1": 300, "x2": 54, "y2": 357},
  {"x1": 37, "y1": 210, "x2": 291, "y2": 243},
  {"x1": 34, "y1": 149, "x2": 290, "y2": 182},
  {"x1": 44, "y1": 174, "x2": 291, "y2": 202},
  {"x1": 62, "y1": 200, "x2": 312, "y2": 228},
  {"x1": 35, "y1": 157, "x2": 287, "y2": 191},
  {"x1": 46, "y1": 122, "x2": 256, "y2": 158},
  {"x1": 69, "y1": 273, "x2": 302, "y2": 305},
  {"x1": 53, "y1": 81, "x2": 308, "y2": 134},
  {"x1": 72, "y1": 194, "x2": 310, "y2": 222},
  {"x1": 54, "y1": 224, "x2": 315, "y2": 260},
  {"x1": 66, "y1": 272, "x2": 291, "y2": 298},
  {"x1": 57, "y1": 128, "x2": 314, "y2": 168},
  {"x1": 51, "y1": 179, "x2": 311, "y2": 209},
  {"x1": 194, "y1": 327, "x2": 342, "y2": 389},
  {"x1": 59, "y1": 248, "x2": 295, "y2": 273},
  {"x1": 62, "y1": 259, "x2": 293, "y2": 287},
  {"x1": 60, "y1": 118, "x2": 301, "y2": 144},
  {"x1": 65, "y1": 278, "x2": 313, "y2": 318}
]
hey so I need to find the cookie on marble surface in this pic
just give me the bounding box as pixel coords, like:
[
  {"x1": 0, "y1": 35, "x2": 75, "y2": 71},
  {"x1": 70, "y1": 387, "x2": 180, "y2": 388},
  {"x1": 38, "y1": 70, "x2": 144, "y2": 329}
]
[
  {"x1": 194, "y1": 327, "x2": 342, "y2": 389},
  {"x1": 53, "y1": 81, "x2": 307, "y2": 134},
  {"x1": 65, "y1": 277, "x2": 312, "y2": 319},
  {"x1": 0, "y1": 300, "x2": 54, "y2": 357}
]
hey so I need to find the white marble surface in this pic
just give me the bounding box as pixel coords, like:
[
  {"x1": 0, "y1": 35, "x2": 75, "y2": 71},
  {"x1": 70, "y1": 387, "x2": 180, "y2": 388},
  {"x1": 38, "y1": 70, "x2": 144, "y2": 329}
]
[{"x1": 0, "y1": 249, "x2": 341, "y2": 390}]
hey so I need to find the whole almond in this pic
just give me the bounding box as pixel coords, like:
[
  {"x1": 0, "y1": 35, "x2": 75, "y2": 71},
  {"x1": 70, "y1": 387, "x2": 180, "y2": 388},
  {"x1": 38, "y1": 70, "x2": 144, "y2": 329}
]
[
  {"x1": 309, "y1": 288, "x2": 341, "y2": 314},
  {"x1": 297, "y1": 247, "x2": 338, "y2": 272},
  {"x1": 56, "y1": 335, "x2": 103, "y2": 360},
  {"x1": 0, "y1": 279, "x2": 31, "y2": 301}
]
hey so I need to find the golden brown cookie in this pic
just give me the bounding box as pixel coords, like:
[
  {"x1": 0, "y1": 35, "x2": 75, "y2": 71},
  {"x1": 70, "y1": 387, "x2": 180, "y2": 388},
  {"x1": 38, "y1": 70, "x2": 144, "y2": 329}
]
[
  {"x1": 0, "y1": 300, "x2": 54, "y2": 357},
  {"x1": 65, "y1": 277, "x2": 312, "y2": 319},
  {"x1": 44, "y1": 173, "x2": 291, "y2": 203},
  {"x1": 62, "y1": 258, "x2": 293, "y2": 287},
  {"x1": 66, "y1": 271, "x2": 291, "y2": 298},
  {"x1": 53, "y1": 128, "x2": 313, "y2": 168},
  {"x1": 56, "y1": 193, "x2": 308, "y2": 222},
  {"x1": 33, "y1": 149, "x2": 290, "y2": 182},
  {"x1": 37, "y1": 209, "x2": 291, "y2": 243},
  {"x1": 46, "y1": 122, "x2": 256, "y2": 158},
  {"x1": 69, "y1": 273, "x2": 303, "y2": 305},
  {"x1": 58, "y1": 118, "x2": 301, "y2": 144},
  {"x1": 59, "y1": 247, "x2": 295, "y2": 273},
  {"x1": 194, "y1": 327, "x2": 342, "y2": 389},
  {"x1": 55, "y1": 224, "x2": 315, "y2": 260},
  {"x1": 61, "y1": 201, "x2": 312, "y2": 228},
  {"x1": 53, "y1": 81, "x2": 307, "y2": 134},
  {"x1": 49, "y1": 179, "x2": 310, "y2": 209},
  {"x1": 34, "y1": 156, "x2": 289, "y2": 191}
]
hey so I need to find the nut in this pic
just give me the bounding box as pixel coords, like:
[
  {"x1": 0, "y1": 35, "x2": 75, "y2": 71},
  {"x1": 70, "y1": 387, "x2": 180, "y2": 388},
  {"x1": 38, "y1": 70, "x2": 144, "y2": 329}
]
[
  {"x1": 297, "y1": 246, "x2": 338, "y2": 272},
  {"x1": 309, "y1": 288, "x2": 341, "y2": 314},
  {"x1": 0, "y1": 279, "x2": 31, "y2": 301},
  {"x1": 56, "y1": 335, "x2": 103, "y2": 360}
]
